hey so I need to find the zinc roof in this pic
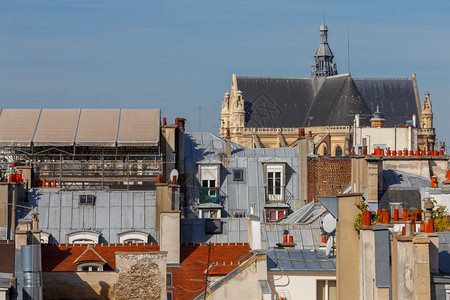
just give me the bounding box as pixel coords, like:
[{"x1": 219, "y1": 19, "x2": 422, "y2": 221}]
[{"x1": 262, "y1": 249, "x2": 336, "y2": 272}]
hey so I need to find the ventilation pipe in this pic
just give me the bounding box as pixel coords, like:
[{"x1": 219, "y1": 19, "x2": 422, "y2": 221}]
[{"x1": 21, "y1": 245, "x2": 42, "y2": 300}]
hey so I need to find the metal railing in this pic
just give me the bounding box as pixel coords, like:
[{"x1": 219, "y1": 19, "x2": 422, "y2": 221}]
[
  {"x1": 264, "y1": 185, "x2": 294, "y2": 207},
  {"x1": 187, "y1": 185, "x2": 227, "y2": 206}
]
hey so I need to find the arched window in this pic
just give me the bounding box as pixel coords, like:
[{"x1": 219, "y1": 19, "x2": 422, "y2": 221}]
[
  {"x1": 335, "y1": 146, "x2": 343, "y2": 157},
  {"x1": 67, "y1": 231, "x2": 100, "y2": 244},
  {"x1": 117, "y1": 231, "x2": 149, "y2": 244},
  {"x1": 318, "y1": 143, "x2": 328, "y2": 156}
]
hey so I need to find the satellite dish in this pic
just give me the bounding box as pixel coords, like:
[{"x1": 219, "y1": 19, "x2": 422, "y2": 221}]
[
  {"x1": 169, "y1": 169, "x2": 179, "y2": 181},
  {"x1": 323, "y1": 214, "x2": 336, "y2": 234},
  {"x1": 325, "y1": 236, "x2": 334, "y2": 257}
]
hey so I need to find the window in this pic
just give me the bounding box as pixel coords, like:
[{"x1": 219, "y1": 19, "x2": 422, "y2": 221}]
[
  {"x1": 265, "y1": 164, "x2": 284, "y2": 201},
  {"x1": 77, "y1": 262, "x2": 104, "y2": 272},
  {"x1": 200, "y1": 209, "x2": 220, "y2": 219},
  {"x1": 79, "y1": 195, "x2": 95, "y2": 205},
  {"x1": 232, "y1": 169, "x2": 244, "y2": 181},
  {"x1": 40, "y1": 232, "x2": 50, "y2": 244},
  {"x1": 335, "y1": 146, "x2": 343, "y2": 157},
  {"x1": 317, "y1": 280, "x2": 336, "y2": 300},
  {"x1": 233, "y1": 211, "x2": 245, "y2": 218},
  {"x1": 199, "y1": 165, "x2": 220, "y2": 203},
  {"x1": 199, "y1": 165, "x2": 219, "y2": 188},
  {"x1": 118, "y1": 231, "x2": 149, "y2": 244},
  {"x1": 67, "y1": 231, "x2": 100, "y2": 244},
  {"x1": 166, "y1": 273, "x2": 173, "y2": 287},
  {"x1": 167, "y1": 291, "x2": 173, "y2": 300},
  {"x1": 268, "y1": 210, "x2": 285, "y2": 223}
]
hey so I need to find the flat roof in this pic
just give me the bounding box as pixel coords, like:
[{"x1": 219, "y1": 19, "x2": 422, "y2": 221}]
[{"x1": 0, "y1": 108, "x2": 160, "y2": 147}]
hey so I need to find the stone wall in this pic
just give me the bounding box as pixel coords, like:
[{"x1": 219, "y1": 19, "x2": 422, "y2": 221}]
[
  {"x1": 114, "y1": 252, "x2": 167, "y2": 300},
  {"x1": 42, "y1": 251, "x2": 167, "y2": 300}
]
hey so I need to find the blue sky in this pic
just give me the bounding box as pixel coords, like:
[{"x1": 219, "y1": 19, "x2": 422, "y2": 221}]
[{"x1": 1, "y1": 0, "x2": 450, "y2": 143}]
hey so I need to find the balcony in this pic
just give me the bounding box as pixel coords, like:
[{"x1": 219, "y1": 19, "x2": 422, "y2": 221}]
[
  {"x1": 200, "y1": 187, "x2": 220, "y2": 204},
  {"x1": 264, "y1": 186, "x2": 294, "y2": 207}
]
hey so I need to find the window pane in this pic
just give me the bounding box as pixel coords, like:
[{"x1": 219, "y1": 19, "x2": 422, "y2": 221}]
[
  {"x1": 202, "y1": 180, "x2": 208, "y2": 188},
  {"x1": 211, "y1": 210, "x2": 217, "y2": 219},
  {"x1": 166, "y1": 273, "x2": 172, "y2": 287},
  {"x1": 91, "y1": 266, "x2": 98, "y2": 272},
  {"x1": 202, "y1": 210, "x2": 210, "y2": 218},
  {"x1": 82, "y1": 267, "x2": 89, "y2": 272},
  {"x1": 210, "y1": 180, "x2": 215, "y2": 188},
  {"x1": 269, "y1": 211, "x2": 276, "y2": 222},
  {"x1": 275, "y1": 172, "x2": 281, "y2": 194},
  {"x1": 317, "y1": 280, "x2": 325, "y2": 300},
  {"x1": 278, "y1": 211, "x2": 284, "y2": 219},
  {"x1": 268, "y1": 172, "x2": 274, "y2": 194},
  {"x1": 328, "y1": 280, "x2": 337, "y2": 300}
]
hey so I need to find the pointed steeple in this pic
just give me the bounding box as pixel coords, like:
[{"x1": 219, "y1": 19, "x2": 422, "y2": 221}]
[{"x1": 310, "y1": 20, "x2": 338, "y2": 78}]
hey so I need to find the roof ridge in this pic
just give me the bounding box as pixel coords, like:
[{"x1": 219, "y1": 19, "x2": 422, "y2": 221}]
[
  {"x1": 237, "y1": 76, "x2": 311, "y2": 80},
  {"x1": 353, "y1": 77, "x2": 411, "y2": 81},
  {"x1": 74, "y1": 245, "x2": 107, "y2": 264}
]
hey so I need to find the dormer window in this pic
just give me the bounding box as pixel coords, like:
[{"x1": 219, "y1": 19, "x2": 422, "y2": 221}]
[
  {"x1": 67, "y1": 231, "x2": 100, "y2": 244},
  {"x1": 77, "y1": 262, "x2": 104, "y2": 272},
  {"x1": 198, "y1": 164, "x2": 220, "y2": 204},
  {"x1": 40, "y1": 232, "x2": 50, "y2": 244},
  {"x1": 74, "y1": 245, "x2": 107, "y2": 272},
  {"x1": 264, "y1": 163, "x2": 285, "y2": 202},
  {"x1": 79, "y1": 195, "x2": 95, "y2": 205},
  {"x1": 117, "y1": 231, "x2": 149, "y2": 244}
]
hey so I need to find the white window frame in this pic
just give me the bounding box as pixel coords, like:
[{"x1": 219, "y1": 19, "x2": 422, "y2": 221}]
[
  {"x1": 199, "y1": 208, "x2": 221, "y2": 219},
  {"x1": 67, "y1": 231, "x2": 100, "y2": 244},
  {"x1": 77, "y1": 262, "x2": 104, "y2": 272},
  {"x1": 316, "y1": 279, "x2": 336, "y2": 300},
  {"x1": 118, "y1": 231, "x2": 149, "y2": 244},
  {"x1": 267, "y1": 209, "x2": 286, "y2": 223},
  {"x1": 198, "y1": 164, "x2": 220, "y2": 189},
  {"x1": 265, "y1": 164, "x2": 285, "y2": 201},
  {"x1": 40, "y1": 232, "x2": 50, "y2": 244}
]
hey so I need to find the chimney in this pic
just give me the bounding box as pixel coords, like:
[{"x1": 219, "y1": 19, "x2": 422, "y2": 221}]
[
  {"x1": 276, "y1": 230, "x2": 296, "y2": 249},
  {"x1": 176, "y1": 118, "x2": 186, "y2": 131},
  {"x1": 225, "y1": 128, "x2": 231, "y2": 155},
  {"x1": 160, "y1": 211, "x2": 181, "y2": 265},
  {"x1": 370, "y1": 105, "x2": 386, "y2": 128},
  {"x1": 246, "y1": 215, "x2": 261, "y2": 250}
]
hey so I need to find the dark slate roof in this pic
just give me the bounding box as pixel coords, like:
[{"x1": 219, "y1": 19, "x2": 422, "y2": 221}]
[
  {"x1": 353, "y1": 78, "x2": 419, "y2": 127},
  {"x1": 236, "y1": 75, "x2": 420, "y2": 128},
  {"x1": 262, "y1": 249, "x2": 336, "y2": 272},
  {"x1": 237, "y1": 77, "x2": 315, "y2": 128},
  {"x1": 308, "y1": 75, "x2": 371, "y2": 126},
  {"x1": 378, "y1": 169, "x2": 431, "y2": 210}
]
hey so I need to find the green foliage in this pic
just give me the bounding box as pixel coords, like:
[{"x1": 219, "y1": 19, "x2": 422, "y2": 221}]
[
  {"x1": 433, "y1": 202, "x2": 450, "y2": 232},
  {"x1": 354, "y1": 200, "x2": 379, "y2": 233}
]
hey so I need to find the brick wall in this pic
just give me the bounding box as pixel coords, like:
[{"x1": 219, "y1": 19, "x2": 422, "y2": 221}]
[{"x1": 307, "y1": 156, "x2": 351, "y2": 203}]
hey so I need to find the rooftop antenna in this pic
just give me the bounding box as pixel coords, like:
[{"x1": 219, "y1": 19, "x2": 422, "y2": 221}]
[
  {"x1": 198, "y1": 105, "x2": 201, "y2": 132},
  {"x1": 347, "y1": 28, "x2": 351, "y2": 75}
]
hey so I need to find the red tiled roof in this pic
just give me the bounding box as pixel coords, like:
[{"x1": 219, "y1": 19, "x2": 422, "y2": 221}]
[
  {"x1": 168, "y1": 243, "x2": 252, "y2": 300},
  {"x1": 74, "y1": 245, "x2": 107, "y2": 264},
  {"x1": 41, "y1": 242, "x2": 252, "y2": 300},
  {"x1": 41, "y1": 243, "x2": 160, "y2": 271}
]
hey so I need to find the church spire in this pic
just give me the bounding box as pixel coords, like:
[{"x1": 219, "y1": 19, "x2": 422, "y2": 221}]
[{"x1": 310, "y1": 20, "x2": 338, "y2": 78}]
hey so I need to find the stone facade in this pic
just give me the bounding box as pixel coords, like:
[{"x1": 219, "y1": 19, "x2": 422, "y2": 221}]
[{"x1": 114, "y1": 252, "x2": 167, "y2": 300}]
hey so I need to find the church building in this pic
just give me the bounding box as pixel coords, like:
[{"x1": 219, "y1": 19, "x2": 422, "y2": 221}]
[{"x1": 219, "y1": 20, "x2": 436, "y2": 155}]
